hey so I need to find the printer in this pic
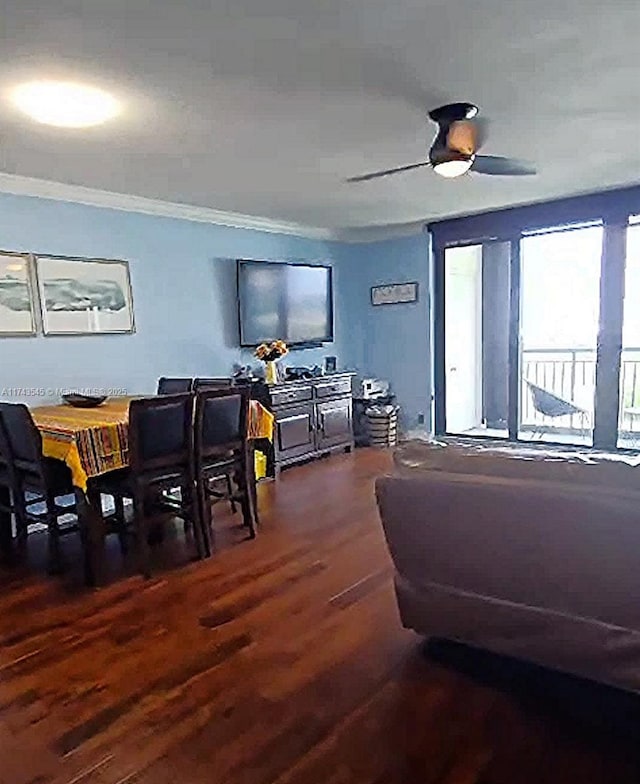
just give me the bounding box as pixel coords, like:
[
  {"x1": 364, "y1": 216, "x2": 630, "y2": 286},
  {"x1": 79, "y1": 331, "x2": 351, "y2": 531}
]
[{"x1": 360, "y1": 378, "x2": 390, "y2": 399}]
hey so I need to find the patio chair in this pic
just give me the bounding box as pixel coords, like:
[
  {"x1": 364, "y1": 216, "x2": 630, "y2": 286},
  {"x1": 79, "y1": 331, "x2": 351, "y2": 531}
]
[{"x1": 525, "y1": 380, "x2": 587, "y2": 440}]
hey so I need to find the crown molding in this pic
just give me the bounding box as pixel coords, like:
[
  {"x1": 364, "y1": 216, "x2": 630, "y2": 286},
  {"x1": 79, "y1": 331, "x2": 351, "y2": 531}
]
[
  {"x1": 331, "y1": 220, "x2": 426, "y2": 243},
  {"x1": 0, "y1": 171, "x2": 430, "y2": 243},
  {"x1": 0, "y1": 172, "x2": 335, "y2": 240}
]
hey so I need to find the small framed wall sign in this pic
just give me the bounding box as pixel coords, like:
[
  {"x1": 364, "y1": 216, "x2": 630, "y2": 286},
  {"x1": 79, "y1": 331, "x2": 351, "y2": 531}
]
[{"x1": 371, "y1": 281, "x2": 419, "y2": 306}]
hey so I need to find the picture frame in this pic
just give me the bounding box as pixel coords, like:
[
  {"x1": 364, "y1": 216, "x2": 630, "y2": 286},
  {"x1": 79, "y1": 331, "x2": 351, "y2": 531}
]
[
  {"x1": 35, "y1": 255, "x2": 135, "y2": 336},
  {"x1": 324, "y1": 356, "x2": 337, "y2": 374},
  {"x1": 371, "y1": 281, "x2": 419, "y2": 306},
  {"x1": 0, "y1": 251, "x2": 38, "y2": 336}
]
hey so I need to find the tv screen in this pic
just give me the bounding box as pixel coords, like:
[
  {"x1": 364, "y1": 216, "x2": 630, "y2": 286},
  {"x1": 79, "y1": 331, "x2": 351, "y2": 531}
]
[{"x1": 238, "y1": 261, "x2": 333, "y2": 346}]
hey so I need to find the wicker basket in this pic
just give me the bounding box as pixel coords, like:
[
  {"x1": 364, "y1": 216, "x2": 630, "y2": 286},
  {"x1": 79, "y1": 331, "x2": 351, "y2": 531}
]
[{"x1": 366, "y1": 406, "x2": 399, "y2": 448}]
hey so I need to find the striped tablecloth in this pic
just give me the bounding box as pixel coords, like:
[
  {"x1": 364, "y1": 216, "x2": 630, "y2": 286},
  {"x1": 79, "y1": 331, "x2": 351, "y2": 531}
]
[{"x1": 31, "y1": 396, "x2": 274, "y2": 491}]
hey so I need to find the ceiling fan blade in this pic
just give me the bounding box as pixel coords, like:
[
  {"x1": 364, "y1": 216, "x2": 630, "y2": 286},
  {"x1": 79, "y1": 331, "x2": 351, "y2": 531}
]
[
  {"x1": 346, "y1": 161, "x2": 431, "y2": 183},
  {"x1": 471, "y1": 155, "x2": 536, "y2": 176}
]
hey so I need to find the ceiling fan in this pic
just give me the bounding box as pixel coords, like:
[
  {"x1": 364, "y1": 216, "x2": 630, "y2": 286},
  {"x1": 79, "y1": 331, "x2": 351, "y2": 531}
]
[{"x1": 347, "y1": 102, "x2": 536, "y2": 183}]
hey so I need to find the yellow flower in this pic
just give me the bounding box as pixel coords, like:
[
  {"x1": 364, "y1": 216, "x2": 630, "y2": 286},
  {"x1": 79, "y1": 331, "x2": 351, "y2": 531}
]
[{"x1": 272, "y1": 339, "x2": 288, "y2": 356}]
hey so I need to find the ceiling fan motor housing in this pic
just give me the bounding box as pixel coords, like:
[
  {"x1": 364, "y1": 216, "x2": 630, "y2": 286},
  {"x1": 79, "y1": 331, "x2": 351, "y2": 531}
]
[
  {"x1": 427, "y1": 102, "x2": 478, "y2": 124},
  {"x1": 428, "y1": 102, "x2": 479, "y2": 166},
  {"x1": 429, "y1": 128, "x2": 475, "y2": 165}
]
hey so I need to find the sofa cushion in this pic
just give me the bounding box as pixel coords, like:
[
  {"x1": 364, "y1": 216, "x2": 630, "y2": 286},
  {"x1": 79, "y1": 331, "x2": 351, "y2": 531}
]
[
  {"x1": 394, "y1": 438, "x2": 640, "y2": 495},
  {"x1": 377, "y1": 473, "x2": 640, "y2": 631}
]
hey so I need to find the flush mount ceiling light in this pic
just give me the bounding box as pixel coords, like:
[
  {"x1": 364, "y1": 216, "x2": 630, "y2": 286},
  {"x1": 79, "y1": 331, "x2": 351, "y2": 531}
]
[{"x1": 11, "y1": 80, "x2": 121, "y2": 128}]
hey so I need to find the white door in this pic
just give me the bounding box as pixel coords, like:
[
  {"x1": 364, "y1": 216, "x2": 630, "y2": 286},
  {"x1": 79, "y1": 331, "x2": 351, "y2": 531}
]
[{"x1": 445, "y1": 245, "x2": 483, "y2": 433}]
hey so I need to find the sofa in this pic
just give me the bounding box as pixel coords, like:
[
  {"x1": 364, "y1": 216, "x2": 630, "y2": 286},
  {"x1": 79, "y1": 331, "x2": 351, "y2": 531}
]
[{"x1": 376, "y1": 439, "x2": 640, "y2": 693}]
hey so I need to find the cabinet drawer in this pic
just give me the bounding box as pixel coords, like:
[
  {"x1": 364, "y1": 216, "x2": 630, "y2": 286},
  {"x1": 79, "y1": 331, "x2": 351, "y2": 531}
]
[
  {"x1": 314, "y1": 377, "x2": 352, "y2": 399},
  {"x1": 271, "y1": 384, "x2": 313, "y2": 407}
]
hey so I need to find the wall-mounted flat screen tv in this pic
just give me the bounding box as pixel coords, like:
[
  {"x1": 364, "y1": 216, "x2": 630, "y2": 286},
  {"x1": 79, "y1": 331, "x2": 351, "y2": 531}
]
[{"x1": 238, "y1": 261, "x2": 334, "y2": 346}]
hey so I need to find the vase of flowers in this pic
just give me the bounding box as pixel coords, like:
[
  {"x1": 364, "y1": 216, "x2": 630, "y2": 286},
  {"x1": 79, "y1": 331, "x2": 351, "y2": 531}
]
[{"x1": 255, "y1": 340, "x2": 289, "y2": 384}]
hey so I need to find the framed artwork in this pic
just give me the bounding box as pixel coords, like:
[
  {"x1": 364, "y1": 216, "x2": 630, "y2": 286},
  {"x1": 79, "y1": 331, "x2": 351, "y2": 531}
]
[
  {"x1": 371, "y1": 281, "x2": 419, "y2": 306},
  {"x1": 0, "y1": 251, "x2": 37, "y2": 336},
  {"x1": 35, "y1": 255, "x2": 135, "y2": 336}
]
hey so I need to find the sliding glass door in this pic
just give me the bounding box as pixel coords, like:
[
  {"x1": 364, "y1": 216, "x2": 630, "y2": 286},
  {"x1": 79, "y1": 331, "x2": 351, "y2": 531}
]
[
  {"x1": 433, "y1": 185, "x2": 640, "y2": 452},
  {"x1": 518, "y1": 224, "x2": 603, "y2": 446},
  {"x1": 618, "y1": 219, "x2": 640, "y2": 447}
]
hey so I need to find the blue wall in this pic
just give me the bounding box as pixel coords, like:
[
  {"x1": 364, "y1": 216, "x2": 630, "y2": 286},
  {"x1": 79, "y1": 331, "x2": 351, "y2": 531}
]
[
  {"x1": 335, "y1": 233, "x2": 432, "y2": 429},
  {"x1": 0, "y1": 192, "x2": 431, "y2": 431},
  {"x1": 0, "y1": 193, "x2": 351, "y2": 403}
]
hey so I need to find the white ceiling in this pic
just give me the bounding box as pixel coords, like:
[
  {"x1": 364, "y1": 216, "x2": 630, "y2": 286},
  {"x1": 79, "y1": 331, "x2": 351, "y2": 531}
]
[{"x1": 1, "y1": 0, "x2": 639, "y2": 232}]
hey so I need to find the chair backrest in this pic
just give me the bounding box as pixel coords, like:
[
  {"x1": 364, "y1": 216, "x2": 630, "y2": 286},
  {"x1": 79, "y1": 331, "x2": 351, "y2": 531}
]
[
  {"x1": 0, "y1": 414, "x2": 15, "y2": 510},
  {"x1": 194, "y1": 388, "x2": 250, "y2": 463},
  {"x1": 0, "y1": 402, "x2": 45, "y2": 478},
  {"x1": 0, "y1": 414, "x2": 9, "y2": 468},
  {"x1": 157, "y1": 377, "x2": 193, "y2": 395},
  {"x1": 0, "y1": 411, "x2": 16, "y2": 486},
  {"x1": 128, "y1": 394, "x2": 194, "y2": 474},
  {"x1": 526, "y1": 381, "x2": 580, "y2": 418},
  {"x1": 193, "y1": 377, "x2": 235, "y2": 392}
]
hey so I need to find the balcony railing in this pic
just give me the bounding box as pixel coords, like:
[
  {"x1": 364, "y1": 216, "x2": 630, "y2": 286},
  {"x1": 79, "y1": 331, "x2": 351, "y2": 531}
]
[{"x1": 521, "y1": 347, "x2": 640, "y2": 435}]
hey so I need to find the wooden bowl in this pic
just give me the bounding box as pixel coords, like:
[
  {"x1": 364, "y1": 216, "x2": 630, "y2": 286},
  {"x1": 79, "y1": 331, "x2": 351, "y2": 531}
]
[{"x1": 62, "y1": 394, "x2": 107, "y2": 408}]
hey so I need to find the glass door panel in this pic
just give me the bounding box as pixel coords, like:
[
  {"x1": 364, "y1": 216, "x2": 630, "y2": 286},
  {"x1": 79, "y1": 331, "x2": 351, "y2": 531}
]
[
  {"x1": 618, "y1": 221, "x2": 640, "y2": 448},
  {"x1": 444, "y1": 241, "x2": 510, "y2": 437},
  {"x1": 518, "y1": 224, "x2": 603, "y2": 446}
]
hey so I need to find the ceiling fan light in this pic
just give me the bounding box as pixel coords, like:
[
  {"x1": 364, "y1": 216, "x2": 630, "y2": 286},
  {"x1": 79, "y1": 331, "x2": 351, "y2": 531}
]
[{"x1": 433, "y1": 156, "x2": 474, "y2": 178}]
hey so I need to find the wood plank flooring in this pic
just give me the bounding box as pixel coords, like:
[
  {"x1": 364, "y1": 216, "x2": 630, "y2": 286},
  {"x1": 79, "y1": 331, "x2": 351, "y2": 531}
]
[{"x1": 0, "y1": 448, "x2": 639, "y2": 783}]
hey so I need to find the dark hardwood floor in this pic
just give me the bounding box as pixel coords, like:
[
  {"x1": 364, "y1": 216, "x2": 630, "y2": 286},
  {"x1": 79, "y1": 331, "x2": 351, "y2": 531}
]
[{"x1": 0, "y1": 448, "x2": 639, "y2": 784}]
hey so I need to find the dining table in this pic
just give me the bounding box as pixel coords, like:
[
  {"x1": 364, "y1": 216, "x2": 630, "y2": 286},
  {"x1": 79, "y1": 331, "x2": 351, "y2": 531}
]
[{"x1": 0, "y1": 395, "x2": 274, "y2": 586}]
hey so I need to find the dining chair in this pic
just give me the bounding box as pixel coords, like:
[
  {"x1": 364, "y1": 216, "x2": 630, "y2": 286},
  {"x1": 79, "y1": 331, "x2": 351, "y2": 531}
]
[
  {"x1": 0, "y1": 402, "x2": 78, "y2": 572},
  {"x1": 158, "y1": 377, "x2": 233, "y2": 516},
  {"x1": 194, "y1": 388, "x2": 257, "y2": 555},
  {"x1": 157, "y1": 377, "x2": 194, "y2": 395},
  {"x1": 0, "y1": 417, "x2": 21, "y2": 545},
  {"x1": 91, "y1": 393, "x2": 204, "y2": 577},
  {"x1": 193, "y1": 379, "x2": 245, "y2": 510},
  {"x1": 192, "y1": 377, "x2": 235, "y2": 392}
]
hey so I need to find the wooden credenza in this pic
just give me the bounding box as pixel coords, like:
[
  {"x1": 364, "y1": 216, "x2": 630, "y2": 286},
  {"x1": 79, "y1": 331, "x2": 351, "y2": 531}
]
[{"x1": 258, "y1": 373, "x2": 355, "y2": 475}]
